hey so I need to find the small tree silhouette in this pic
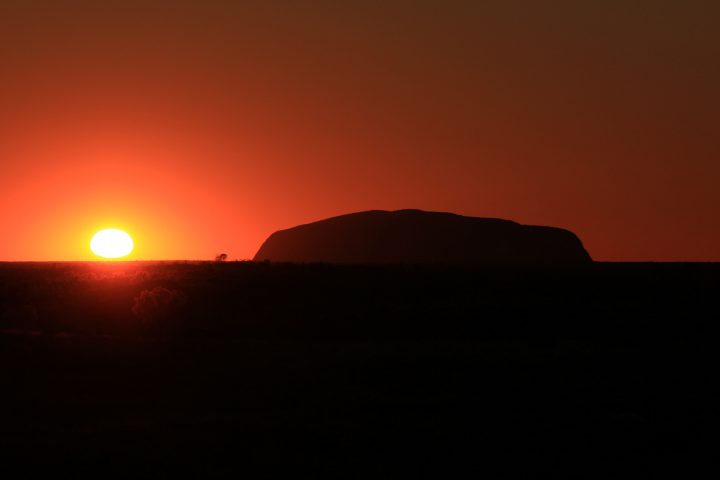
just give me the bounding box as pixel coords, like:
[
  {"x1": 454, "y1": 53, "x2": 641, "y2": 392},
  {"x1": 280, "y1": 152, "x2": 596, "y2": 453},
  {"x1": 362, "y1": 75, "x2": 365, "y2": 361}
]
[{"x1": 215, "y1": 253, "x2": 228, "y2": 262}]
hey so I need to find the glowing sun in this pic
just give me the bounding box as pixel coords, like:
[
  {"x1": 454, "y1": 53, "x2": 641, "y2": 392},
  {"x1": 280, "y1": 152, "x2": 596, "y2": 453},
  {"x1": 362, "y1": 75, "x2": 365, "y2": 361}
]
[{"x1": 90, "y1": 229, "x2": 134, "y2": 259}]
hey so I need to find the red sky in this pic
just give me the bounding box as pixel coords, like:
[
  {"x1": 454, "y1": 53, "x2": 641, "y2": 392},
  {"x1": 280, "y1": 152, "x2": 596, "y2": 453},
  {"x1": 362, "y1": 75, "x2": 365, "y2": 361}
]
[{"x1": 1, "y1": 0, "x2": 718, "y2": 261}]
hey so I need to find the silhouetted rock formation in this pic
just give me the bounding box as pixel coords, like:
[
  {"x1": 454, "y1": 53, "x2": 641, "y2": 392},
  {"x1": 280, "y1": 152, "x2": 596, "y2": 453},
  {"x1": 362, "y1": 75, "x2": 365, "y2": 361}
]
[{"x1": 254, "y1": 209, "x2": 591, "y2": 265}]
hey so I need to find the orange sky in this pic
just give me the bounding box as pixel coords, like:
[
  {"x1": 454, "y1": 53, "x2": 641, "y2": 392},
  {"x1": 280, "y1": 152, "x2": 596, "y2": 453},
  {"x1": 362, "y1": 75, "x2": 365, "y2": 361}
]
[{"x1": 1, "y1": 0, "x2": 718, "y2": 261}]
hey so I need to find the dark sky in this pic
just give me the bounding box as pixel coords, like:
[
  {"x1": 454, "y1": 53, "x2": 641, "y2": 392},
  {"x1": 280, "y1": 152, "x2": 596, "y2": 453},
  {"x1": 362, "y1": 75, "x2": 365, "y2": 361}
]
[{"x1": 1, "y1": 0, "x2": 718, "y2": 260}]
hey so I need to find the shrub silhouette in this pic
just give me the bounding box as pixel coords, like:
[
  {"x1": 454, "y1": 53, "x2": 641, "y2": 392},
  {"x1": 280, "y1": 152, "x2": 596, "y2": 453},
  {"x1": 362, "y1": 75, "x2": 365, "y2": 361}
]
[
  {"x1": 132, "y1": 287, "x2": 186, "y2": 324},
  {"x1": 215, "y1": 253, "x2": 228, "y2": 262}
]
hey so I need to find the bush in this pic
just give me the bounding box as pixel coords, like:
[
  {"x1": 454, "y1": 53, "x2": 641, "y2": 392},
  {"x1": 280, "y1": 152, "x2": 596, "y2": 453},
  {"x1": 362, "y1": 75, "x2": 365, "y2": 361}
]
[{"x1": 132, "y1": 287, "x2": 186, "y2": 324}]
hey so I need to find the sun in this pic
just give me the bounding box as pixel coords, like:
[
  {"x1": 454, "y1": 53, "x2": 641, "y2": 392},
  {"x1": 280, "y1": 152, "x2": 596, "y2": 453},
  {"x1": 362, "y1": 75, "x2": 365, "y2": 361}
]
[{"x1": 90, "y1": 229, "x2": 134, "y2": 259}]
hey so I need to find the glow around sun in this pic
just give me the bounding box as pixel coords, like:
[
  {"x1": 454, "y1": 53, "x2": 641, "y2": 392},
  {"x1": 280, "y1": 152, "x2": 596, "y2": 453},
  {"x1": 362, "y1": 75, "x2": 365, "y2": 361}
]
[{"x1": 90, "y1": 229, "x2": 134, "y2": 259}]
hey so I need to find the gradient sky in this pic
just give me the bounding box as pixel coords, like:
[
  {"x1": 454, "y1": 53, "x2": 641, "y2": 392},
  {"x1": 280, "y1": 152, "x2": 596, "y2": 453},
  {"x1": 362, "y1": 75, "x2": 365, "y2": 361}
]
[{"x1": 1, "y1": 0, "x2": 718, "y2": 261}]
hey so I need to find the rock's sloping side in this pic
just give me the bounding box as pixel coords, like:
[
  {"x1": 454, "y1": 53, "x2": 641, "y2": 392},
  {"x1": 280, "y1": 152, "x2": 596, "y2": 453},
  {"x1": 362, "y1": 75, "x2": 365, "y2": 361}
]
[{"x1": 253, "y1": 209, "x2": 592, "y2": 265}]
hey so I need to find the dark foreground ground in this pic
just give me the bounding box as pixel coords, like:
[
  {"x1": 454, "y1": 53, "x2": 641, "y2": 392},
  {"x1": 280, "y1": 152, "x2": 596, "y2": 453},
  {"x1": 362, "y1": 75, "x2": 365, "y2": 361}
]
[{"x1": 0, "y1": 261, "x2": 716, "y2": 478}]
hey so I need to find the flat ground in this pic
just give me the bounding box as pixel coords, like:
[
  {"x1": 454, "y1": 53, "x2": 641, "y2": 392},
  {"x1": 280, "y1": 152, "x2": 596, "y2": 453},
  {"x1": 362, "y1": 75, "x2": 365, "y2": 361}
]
[{"x1": 0, "y1": 262, "x2": 716, "y2": 478}]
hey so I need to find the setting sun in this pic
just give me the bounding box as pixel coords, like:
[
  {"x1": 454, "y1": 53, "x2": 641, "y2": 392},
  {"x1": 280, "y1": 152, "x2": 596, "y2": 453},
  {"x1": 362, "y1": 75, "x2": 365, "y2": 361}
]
[{"x1": 90, "y1": 229, "x2": 134, "y2": 259}]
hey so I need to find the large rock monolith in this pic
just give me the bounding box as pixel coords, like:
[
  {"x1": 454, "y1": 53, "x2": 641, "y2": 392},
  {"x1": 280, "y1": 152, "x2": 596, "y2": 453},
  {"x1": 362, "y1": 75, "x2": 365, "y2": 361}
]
[{"x1": 253, "y1": 209, "x2": 592, "y2": 265}]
